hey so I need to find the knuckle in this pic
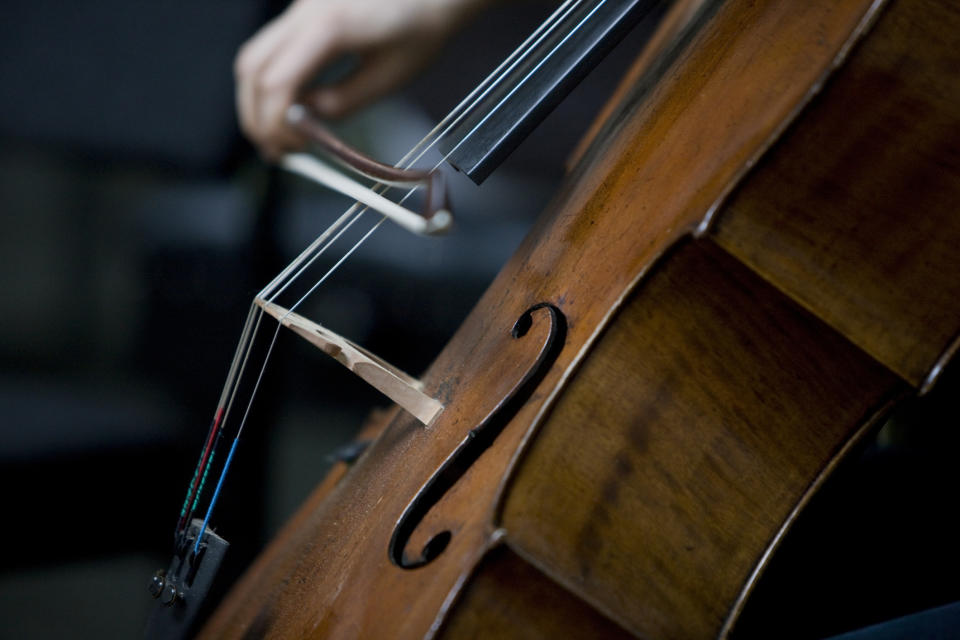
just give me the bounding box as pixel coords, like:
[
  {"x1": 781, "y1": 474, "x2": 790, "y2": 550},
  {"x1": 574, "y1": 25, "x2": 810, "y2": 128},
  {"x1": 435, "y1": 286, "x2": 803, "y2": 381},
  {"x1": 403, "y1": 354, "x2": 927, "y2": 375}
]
[{"x1": 257, "y1": 72, "x2": 286, "y2": 93}]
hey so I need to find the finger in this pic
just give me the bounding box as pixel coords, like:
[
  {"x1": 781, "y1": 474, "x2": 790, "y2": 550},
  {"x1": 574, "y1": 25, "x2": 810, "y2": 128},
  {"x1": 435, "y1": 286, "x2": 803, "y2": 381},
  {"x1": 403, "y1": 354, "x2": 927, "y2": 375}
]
[
  {"x1": 235, "y1": 14, "x2": 297, "y2": 140},
  {"x1": 305, "y1": 45, "x2": 435, "y2": 119},
  {"x1": 255, "y1": 91, "x2": 307, "y2": 158},
  {"x1": 236, "y1": 75, "x2": 258, "y2": 144},
  {"x1": 234, "y1": 13, "x2": 295, "y2": 80},
  {"x1": 253, "y1": 26, "x2": 347, "y2": 152}
]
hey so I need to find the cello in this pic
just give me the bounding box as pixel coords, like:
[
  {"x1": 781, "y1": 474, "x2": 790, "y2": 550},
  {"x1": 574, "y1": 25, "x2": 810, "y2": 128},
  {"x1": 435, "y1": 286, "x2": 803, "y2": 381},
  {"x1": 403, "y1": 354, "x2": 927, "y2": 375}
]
[{"x1": 156, "y1": 0, "x2": 960, "y2": 636}]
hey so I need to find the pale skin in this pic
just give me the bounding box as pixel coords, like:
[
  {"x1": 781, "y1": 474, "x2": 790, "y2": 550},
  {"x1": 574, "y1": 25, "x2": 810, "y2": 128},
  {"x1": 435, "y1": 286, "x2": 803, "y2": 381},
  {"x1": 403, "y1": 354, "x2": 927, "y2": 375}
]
[{"x1": 234, "y1": 0, "x2": 494, "y2": 158}]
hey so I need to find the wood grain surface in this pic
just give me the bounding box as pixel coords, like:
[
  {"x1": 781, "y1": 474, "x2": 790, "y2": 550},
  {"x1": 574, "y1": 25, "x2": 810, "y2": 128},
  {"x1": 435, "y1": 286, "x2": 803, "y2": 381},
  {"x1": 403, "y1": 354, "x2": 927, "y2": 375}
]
[
  {"x1": 713, "y1": 0, "x2": 960, "y2": 389},
  {"x1": 493, "y1": 240, "x2": 901, "y2": 638}
]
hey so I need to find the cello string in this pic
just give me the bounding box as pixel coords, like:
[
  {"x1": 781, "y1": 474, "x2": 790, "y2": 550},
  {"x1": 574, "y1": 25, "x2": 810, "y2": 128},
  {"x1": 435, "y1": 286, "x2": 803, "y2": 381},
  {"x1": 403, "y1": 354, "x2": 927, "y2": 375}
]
[
  {"x1": 186, "y1": 0, "x2": 596, "y2": 543},
  {"x1": 257, "y1": 203, "x2": 364, "y2": 301},
  {"x1": 442, "y1": 0, "x2": 610, "y2": 162},
  {"x1": 180, "y1": 207, "x2": 373, "y2": 536},
  {"x1": 185, "y1": 0, "x2": 586, "y2": 494},
  {"x1": 256, "y1": 0, "x2": 594, "y2": 305},
  {"x1": 194, "y1": 217, "x2": 387, "y2": 554},
  {"x1": 175, "y1": 303, "x2": 259, "y2": 533},
  {"x1": 252, "y1": 0, "x2": 587, "y2": 317},
  {"x1": 192, "y1": 165, "x2": 434, "y2": 544},
  {"x1": 259, "y1": 0, "x2": 585, "y2": 305},
  {"x1": 177, "y1": 207, "x2": 368, "y2": 535},
  {"x1": 254, "y1": 0, "x2": 585, "y2": 305},
  {"x1": 261, "y1": 207, "x2": 368, "y2": 306},
  {"x1": 194, "y1": 323, "x2": 279, "y2": 554},
  {"x1": 383, "y1": 0, "x2": 583, "y2": 174},
  {"x1": 282, "y1": 217, "x2": 388, "y2": 321},
  {"x1": 180, "y1": 0, "x2": 587, "y2": 539},
  {"x1": 178, "y1": 205, "x2": 371, "y2": 533},
  {"x1": 182, "y1": 0, "x2": 597, "y2": 544}
]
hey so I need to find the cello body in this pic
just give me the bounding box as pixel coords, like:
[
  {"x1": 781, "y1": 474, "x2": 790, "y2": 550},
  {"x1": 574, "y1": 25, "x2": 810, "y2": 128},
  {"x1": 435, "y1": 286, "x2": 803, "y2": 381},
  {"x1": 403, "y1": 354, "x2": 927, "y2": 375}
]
[{"x1": 201, "y1": 0, "x2": 960, "y2": 636}]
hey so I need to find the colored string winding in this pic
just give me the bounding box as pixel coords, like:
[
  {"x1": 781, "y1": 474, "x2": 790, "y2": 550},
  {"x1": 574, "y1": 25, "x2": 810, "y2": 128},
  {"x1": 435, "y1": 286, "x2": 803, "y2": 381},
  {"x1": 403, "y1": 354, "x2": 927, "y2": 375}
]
[{"x1": 175, "y1": 0, "x2": 601, "y2": 553}]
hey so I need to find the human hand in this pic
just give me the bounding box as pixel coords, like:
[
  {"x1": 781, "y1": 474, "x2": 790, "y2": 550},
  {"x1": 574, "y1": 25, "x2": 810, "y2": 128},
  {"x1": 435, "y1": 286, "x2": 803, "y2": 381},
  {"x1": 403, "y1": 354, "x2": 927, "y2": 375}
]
[{"x1": 235, "y1": 0, "x2": 487, "y2": 158}]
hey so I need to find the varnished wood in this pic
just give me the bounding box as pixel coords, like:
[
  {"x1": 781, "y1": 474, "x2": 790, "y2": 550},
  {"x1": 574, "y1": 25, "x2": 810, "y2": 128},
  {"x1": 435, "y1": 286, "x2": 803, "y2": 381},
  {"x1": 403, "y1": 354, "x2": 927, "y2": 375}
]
[
  {"x1": 564, "y1": 0, "x2": 710, "y2": 173},
  {"x1": 493, "y1": 240, "x2": 902, "y2": 638},
  {"x1": 712, "y1": 0, "x2": 960, "y2": 390},
  {"x1": 200, "y1": 0, "x2": 960, "y2": 637},
  {"x1": 438, "y1": 544, "x2": 635, "y2": 640}
]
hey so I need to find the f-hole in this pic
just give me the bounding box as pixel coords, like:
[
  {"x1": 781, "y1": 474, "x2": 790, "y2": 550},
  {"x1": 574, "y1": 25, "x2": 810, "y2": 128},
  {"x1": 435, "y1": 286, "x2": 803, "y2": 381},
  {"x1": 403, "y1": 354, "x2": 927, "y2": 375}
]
[{"x1": 388, "y1": 302, "x2": 566, "y2": 569}]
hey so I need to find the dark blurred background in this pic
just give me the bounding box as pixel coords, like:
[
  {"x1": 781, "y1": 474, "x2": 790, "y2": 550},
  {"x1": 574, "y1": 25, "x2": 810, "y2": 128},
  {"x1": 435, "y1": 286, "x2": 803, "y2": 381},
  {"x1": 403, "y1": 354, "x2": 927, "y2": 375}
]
[{"x1": 0, "y1": 2, "x2": 956, "y2": 639}]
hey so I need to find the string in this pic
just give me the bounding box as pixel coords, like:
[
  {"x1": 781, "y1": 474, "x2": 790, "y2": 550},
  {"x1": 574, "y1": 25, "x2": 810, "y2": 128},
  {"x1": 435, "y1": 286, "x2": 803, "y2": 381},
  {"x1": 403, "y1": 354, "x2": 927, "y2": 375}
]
[
  {"x1": 193, "y1": 216, "x2": 388, "y2": 554},
  {"x1": 254, "y1": 0, "x2": 584, "y2": 305},
  {"x1": 179, "y1": 0, "x2": 590, "y2": 544},
  {"x1": 178, "y1": 203, "x2": 375, "y2": 534},
  {"x1": 176, "y1": 0, "x2": 587, "y2": 538},
  {"x1": 174, "y1": 304, "x2": 259, "y2": 533},
  {"x1": 182, "y1": 0, "x2": 595, "y2": 547},
  {"x1": 178, "y1": 0, "x2": 598, "y2": 548},
  {"x1": 174, "y1": 205, "x2": 371, "y2": 536},
  {"x1": 441, "y1": 0, "x2": 610, "y2": 161}
]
